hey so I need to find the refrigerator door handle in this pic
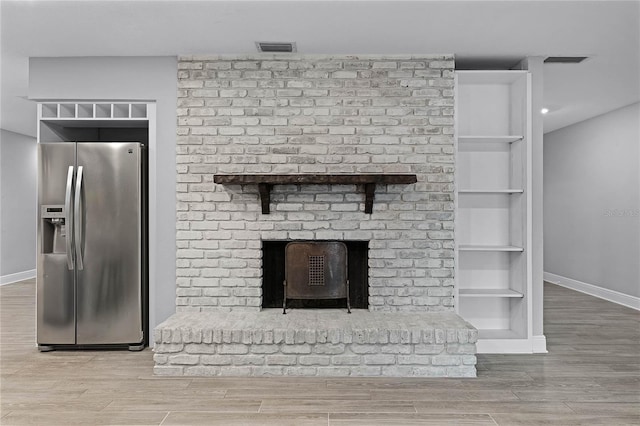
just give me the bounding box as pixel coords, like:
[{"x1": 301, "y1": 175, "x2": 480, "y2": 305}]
[
  {"x1": 65, "y1": 166, "x2": 75, "y2": 270},
  {"x1": 74, "y1": 166, "x2": 84, "y2": 271}
]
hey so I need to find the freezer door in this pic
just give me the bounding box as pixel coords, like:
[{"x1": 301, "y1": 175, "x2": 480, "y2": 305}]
[
  {"x1": 37, "y1": 143, "x2": 76, "y2": 345},
  {"x1": 76, "y1": 142, "x2": 143, "y2": 345}
]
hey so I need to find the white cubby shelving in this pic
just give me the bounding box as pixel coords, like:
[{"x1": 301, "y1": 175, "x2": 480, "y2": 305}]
[
  {"x1": 37, "y1": 101, "x2": 152, "y2": 144},
  {"x1": 455, "y1": 70, "x2": 533, "y2": 354},
  {"x1": 38, "y1": 102, "x2": 149, "y2": 122}
]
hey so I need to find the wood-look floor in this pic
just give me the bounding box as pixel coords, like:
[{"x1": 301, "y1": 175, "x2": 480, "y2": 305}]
[{"x1": 1, "y1": 279, "x2": 638, "y2": 425}]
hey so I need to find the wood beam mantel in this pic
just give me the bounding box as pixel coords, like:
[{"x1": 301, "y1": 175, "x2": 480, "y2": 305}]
[{"x1": 213, "y1": 174, "x2": 418, "y2": 214}]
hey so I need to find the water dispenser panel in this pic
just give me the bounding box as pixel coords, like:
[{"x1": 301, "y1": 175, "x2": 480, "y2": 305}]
[{"x1": 42, "y1": 205, "x2": 65, "y2": 219}]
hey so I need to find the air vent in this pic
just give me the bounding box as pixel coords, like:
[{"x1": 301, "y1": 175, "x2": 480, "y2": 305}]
[
  {"x1": 544, "y1": 56, "x2": 588, "y2": 64},
  {"x1": 256, "y1": 42, "x2": 296, "y2": 53}
]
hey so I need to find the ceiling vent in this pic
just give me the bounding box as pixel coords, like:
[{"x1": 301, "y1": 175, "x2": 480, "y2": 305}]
[
  {"x1": 544, "y1": 56, "x2": 589, "y2": 64},
  {"x1": 256, "y1": 42, "x2": 296, "y2": 53}
]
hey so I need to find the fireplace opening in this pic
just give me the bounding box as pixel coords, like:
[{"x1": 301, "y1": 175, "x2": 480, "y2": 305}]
[{"x1": 262, "y1": 240, "x2": 369, "y2": 309}]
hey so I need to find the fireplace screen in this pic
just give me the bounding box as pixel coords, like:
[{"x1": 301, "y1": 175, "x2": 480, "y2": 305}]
[{"x1": 283, "y1": 242, "x2": 351, "y2": 314}]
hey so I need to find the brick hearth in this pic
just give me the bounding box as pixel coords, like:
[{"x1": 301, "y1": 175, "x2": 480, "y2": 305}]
[{"x1": 154, "y1": 310, "x2": 476, "y2": 377}]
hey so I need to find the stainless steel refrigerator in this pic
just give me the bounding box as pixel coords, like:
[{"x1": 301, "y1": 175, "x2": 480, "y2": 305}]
[{"x1": 37, "y1": 142, "x2": 147, "y2": 351}]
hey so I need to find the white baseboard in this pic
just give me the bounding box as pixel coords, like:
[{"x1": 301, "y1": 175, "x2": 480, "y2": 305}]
[
  {"x1": 532, "y1": 335, "x2": 548, "y2": 353},
  {"x1": 1, "y1": 269, "x2": 36, "y2": 286},
  {"x1": 545, "y1": 272, "x2": 640, "y2": 311}
]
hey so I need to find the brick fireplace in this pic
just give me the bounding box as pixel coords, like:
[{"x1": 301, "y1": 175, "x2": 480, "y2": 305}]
[{"x1": 153, "y1": 54, "x2": 477, "y2": 377}]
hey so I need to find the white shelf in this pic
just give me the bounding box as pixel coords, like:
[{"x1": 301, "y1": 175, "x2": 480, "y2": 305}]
[
  {"x1": 459, "y1": 289, "x2": 524, "y2": 298},
  {"x1": 459, "y1": 245, "x2": 524, "y2": 252},
  {"x1": 459, "y1": 135, "x2": 523, "y2": 144},
  {"x1": 459, "y1": 189, "x2": 523, "y2": 194},
  {"x1": 40, "y1": 119, "x2": 148, "y2": 129}
]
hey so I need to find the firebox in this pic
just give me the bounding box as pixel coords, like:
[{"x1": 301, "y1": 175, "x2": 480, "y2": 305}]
[
  {"x1": 283, "y1": 242, "x2": 350, "y2": 314},
  {"x1": 262, "y1": 241, "x2": 369, "y2": 310}
]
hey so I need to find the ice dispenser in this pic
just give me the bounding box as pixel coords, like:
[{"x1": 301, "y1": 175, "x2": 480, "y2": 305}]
[
  {"x1": 41, "y1": 205, "x2": 69, "y2": 254},
  {"x1": 39, "y1": 204, "x2": 74, "y2": 329}
]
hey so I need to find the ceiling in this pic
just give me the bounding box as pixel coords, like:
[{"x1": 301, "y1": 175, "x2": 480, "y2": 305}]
[{"x1": 1, "y1": 0, "x2": 639, "y2": 137}]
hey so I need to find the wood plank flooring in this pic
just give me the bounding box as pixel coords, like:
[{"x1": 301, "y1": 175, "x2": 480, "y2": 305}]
[{"x1": 1, "y1": 279, "x2": 638, "y2": 425}]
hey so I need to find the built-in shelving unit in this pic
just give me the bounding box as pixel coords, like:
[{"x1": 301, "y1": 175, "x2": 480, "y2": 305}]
[
  {"x1": 39, "y1": 102, "x2": 148, "y2": 121},
  {"x1": 38, "y1": 102, "x2": 151, "y2": 143},
  {"x1": 455, "y1": 70, "x2": 533, "y2": 354}
]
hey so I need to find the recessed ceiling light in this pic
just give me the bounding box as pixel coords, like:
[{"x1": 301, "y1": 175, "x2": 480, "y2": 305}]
[{"x1": 541, "y1": 108, "x2": 549, "y2": 115}]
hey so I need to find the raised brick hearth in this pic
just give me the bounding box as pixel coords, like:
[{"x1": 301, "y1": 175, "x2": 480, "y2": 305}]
[
  {"x1": 154, "y1": 311, "x2": 476, "y2": 377},
  {"x1": 154, "y1": 54, "x2": 477, "y2": 377}
]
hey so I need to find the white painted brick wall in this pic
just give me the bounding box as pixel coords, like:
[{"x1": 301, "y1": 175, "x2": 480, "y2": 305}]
[{"x1": 176, "y1": 55, "x2": 455, "y2": 312}]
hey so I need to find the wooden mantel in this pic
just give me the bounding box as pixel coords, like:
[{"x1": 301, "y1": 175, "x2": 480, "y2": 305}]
[{"x1": 213, "y1": 174, "x2": 418, "y2": 214}]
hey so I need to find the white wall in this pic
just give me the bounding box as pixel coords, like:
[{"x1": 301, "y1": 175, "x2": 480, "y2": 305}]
[
  {"x1": 29, "y1": 56, "x2": 178, "y2": 330},
  {"x1": 0, "y1": 129, "x2": 37, "y2": 282},
  {"x1": 544, "y1": 102, "x2": 640, "y2": 300}
]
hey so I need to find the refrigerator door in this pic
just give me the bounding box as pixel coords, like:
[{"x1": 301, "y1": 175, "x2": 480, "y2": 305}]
[
  {"x1": 37, "y1": 143, "x2": 76, "y2": 345},
  {"x1": 76, "y1": 142, "x2": 143, "y2": 345}
]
